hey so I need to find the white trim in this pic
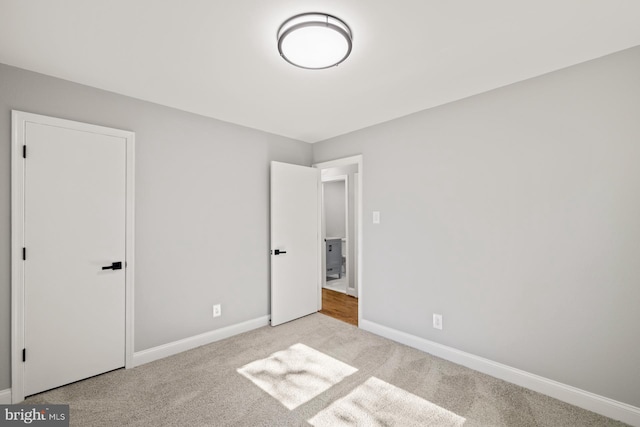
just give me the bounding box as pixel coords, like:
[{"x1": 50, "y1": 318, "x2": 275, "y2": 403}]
[
  {"x1": 133, "y1": 315, "x2": 270, "y2": 367},
  {"x1": 321, "y1": 175, "x2": 348, "y2": 183},
  {"x1": 360, "y1": 319, "x2": 640, "y2": 426},
  {"x1": 352, "y1": 172, "x2": 359, "y2": 298},
  {"x1": 343, "y1": 176, "x2": 351, "y2": 296},
  {"x1": 125, "y1": 128, "x2": 136, "y2": 370},
  {"x1": 10, "y1": 111, "x2": 135, "y2": 403},
  {"x1": 318, "y1": 176, "x2": 324, "y2": 311},
  {"x1": 0, "y1": 389, "x2": 11, "y2": 404},
  {"x1": 10, "y1": 111, "x2": 25, "y2": 404},
  {"x1": 313, "y1": 155, "x2": 363, "y2": 326}
]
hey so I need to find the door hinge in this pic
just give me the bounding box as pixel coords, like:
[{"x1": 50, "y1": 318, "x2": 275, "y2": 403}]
[
  {"x1": 22, "y1": 348, "x2": 26, "y2": 362},
  {"x1": 23, "y1": 145, "x2": 26, "y2": 159},
  {"x1": 22, "y1": 247, "x2": 26, "y2": 260}
]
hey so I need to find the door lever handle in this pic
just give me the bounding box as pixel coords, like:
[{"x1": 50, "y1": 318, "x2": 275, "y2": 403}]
[
  {"x1": 273, "y1": 249, "x2": 287, "y2": 255},
  {"x1": 102, "y1": 261, "x2": 123, "y2": 270}
]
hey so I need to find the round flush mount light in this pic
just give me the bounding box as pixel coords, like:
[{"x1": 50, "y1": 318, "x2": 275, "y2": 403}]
[{"x1": 277, "y1": 13, "x2": 353, "y2": 70}]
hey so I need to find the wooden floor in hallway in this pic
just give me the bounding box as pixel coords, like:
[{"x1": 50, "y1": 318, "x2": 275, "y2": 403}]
[{"x1": 319, "y1": 288, "x2": 358, "y2": 326}]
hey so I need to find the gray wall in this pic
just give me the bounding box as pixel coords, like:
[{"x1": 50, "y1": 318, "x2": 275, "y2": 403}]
[
  {"x1": 323, "y1": 181, "x2": 346, "y2": 238},
  {"x1": 312, "y1": 46, "x2": 640, "y2": 407},
  {"x1": 0, "y1": 63, "x2": 312, "y2": 391}
]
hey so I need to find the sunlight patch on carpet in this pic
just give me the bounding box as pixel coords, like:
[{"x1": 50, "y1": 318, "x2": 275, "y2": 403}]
[
  {"x1": 308, "y1": 377, "x2": 466, "y2": 426},
  {"x1": 237, "y1": 343, "x2": 358, "y2": 410}
]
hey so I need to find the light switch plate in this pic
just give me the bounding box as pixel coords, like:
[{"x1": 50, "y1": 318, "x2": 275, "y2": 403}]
[{"x1": 373, "y1": 211, "x2": 380, "y2": 224}]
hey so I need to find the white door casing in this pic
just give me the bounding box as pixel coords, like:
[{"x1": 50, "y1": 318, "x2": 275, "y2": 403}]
[
  {"x1": 11, "y1": 111, "x2": 135, "y2": 402},
  {"x1": 270, "y1": 161, "x2": 319, "y2": 326},
  {"x1": 314, "y1": 155, "x2": 363, "y2": 324},
  {"x1": 353, "y1": 172, "x2": 360, "y2": 298}
]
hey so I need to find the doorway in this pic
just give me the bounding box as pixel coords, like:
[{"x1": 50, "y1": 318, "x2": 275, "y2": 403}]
[
  {"x1": 322, "y1": 176, "x2": 349, "y2": 294},
  {"x1": 11, "y1": 111, "x2": 135, "y2": 403},
  {"x1": 314, "y1": 155, "x2": 362, "y2": 326}
]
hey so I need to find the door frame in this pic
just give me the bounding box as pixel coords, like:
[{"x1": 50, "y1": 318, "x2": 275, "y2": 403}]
[
  {"x1": 10, "y1": 111, "x2": 136, "y2": 403},
  {"x1": 313, "y1": 155, "x2": 363, "y2": 326}
]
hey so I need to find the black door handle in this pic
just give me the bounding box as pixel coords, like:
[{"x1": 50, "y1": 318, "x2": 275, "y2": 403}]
[
  {"x1": 274, "y1": 249, "x2": 287, "y2": 255},
  {"x1": 102, "y1": 261, "x2": 123, "y2": 270}
]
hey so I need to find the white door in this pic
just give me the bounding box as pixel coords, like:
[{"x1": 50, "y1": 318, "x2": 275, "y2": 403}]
[
  {"x1": 23, "y1": 121, "x2": 126, "y2": 396},
  {"x1": 270, "y1": 162, "x2": 319, "y2": 326}
]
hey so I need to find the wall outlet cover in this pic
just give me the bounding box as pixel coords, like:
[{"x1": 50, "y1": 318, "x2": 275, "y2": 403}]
[
  {"x1": 373, "y1": 211, "x2": 380, "y2": 224},
  {"x1": 213, "y1": 304, "x2": 222, "y2": 318},
  {"x1": 433, "y1": 313, "x2": 443, "y2": 330}
]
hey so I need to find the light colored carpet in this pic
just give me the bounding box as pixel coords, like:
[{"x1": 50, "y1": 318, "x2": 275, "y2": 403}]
[
  {"x1": 308, "y1": 377, "x2": 465, "y2": 426},
  {"x1": 237, "y1": 343, "x2": 357, "y2": 410},
  {"x1": 26, "y1": 313, "x2": 629, "y2": 426}
]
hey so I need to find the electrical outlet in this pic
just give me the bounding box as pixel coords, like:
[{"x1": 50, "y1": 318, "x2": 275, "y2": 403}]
[
  {"x1": 433, "y1": 313, "x2": 442, "y2": 330},
  {"x1": 373, "y1": 211, "x2": 380, "y2": 224},
  {"x1": 213, "y1": 304, "x2": 221, "y2": 318}
]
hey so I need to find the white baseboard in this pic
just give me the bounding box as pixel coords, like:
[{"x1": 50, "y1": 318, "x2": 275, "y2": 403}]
[
  {"x1": 133, "y1": 315, "x2": 270, "y2": 367},
  {"x1": 360, "y1": 319, "x2": 640, "y2": 427},
  {"x1": 0, "y1": 388, "x2": 11, "y2": 404}
]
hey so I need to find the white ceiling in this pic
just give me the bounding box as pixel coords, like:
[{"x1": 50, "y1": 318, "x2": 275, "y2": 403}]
[{"x1": 1, "y1": 1, "x2": 640, "y2": 143}]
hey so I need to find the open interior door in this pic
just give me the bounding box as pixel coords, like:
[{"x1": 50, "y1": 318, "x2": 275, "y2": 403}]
[{"x1": 270, "y1": 161, "x2": 319, "y2": 326}]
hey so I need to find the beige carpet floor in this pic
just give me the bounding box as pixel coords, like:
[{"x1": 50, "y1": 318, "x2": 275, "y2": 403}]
[{"x1": 26, "y1": 313, "x2": 628, "y2": 426}]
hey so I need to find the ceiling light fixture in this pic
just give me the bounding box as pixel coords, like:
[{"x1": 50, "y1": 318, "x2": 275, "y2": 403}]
[{"x1": 277, "y1": 13, "x2": 353, "y2": 70}]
